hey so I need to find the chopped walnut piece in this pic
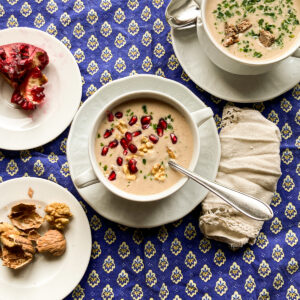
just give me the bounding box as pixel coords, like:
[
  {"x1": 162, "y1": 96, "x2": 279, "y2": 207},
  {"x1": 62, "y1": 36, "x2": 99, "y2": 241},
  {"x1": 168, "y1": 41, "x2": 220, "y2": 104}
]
[
  {"x1": 151, "y1": 163, "x2": 166, "y2": 181},
  {"x1": 259, "y1": 30, "x2": 275, "y2": 47},
  {"x1": 28, "y1": 187, "x2": 34, "y2": 198},
  {"x1": 122, "y1": 165, "x2": 136, "y2": 181},
  {"x1": 223, "y1": 22, "x2": 239, "y2": 47},
  {"x1": 116, "y1": 120, "x2": 127, "y2": 134},
  {"x1": 138, "y1": 136, "x2": 154, "y2": 154},
  {"x1": 167, "y1": 147, "x2": 176, "y2": 159},
  {"x1": 8, "y1": 203, "x2": 43, "y2": 231},
  {"x1": 1, "y1": 232, "x2": 35, "y2": 269},
  {"x1": 37, "y1": 230, "x2": 66, "y2": 256},
  {"x1": 44, "y1": 202, "x2": 72, "y2": 230},
  {"x1": 236, "y1": 19, "x2": 252, "y2": 33},
  {"x1": 0, "y1": 222, "x2": 20, "y2": 235}
]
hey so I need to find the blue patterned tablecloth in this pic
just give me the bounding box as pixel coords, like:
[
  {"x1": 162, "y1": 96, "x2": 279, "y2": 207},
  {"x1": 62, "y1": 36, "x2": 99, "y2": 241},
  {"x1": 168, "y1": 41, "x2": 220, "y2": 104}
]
[{"x1": 0, "y1": 0, "x2": 299, "y2": 299}]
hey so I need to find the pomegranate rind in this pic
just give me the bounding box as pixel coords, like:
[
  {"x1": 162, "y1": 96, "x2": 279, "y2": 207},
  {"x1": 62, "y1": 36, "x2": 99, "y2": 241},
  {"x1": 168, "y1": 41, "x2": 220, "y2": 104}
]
[{"x1": 8, "y1": 203, "x2": 43, "y2": 231}]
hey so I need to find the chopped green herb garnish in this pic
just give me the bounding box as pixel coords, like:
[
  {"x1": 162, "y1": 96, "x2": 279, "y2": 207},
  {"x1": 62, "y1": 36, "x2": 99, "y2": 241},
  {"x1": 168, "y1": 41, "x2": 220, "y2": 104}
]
[
  {"x1": 142, "y1": 105, "x2": 148, "y2": 114},
  {"x1": 142, "y1": 159, "x2": 146, "y2": 165},
  {"x1": 103, "y1": 165, "x2": 108, "y2": 171},
  {"x1": 97, "y1": 134, "x2": 101, "y2": 138},
  {"x1": 100, "y1": 143, "x2": 104, "y2": 147}
]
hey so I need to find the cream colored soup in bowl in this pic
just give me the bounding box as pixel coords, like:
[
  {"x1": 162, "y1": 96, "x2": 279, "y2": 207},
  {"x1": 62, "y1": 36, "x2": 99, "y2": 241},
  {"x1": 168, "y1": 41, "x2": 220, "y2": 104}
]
[
  {"x1": 94, "y1": 100, "x2": 194, "y2": 195},
  {"x1": 206, "y1": 0, "x2": 300, "y2": 61}
]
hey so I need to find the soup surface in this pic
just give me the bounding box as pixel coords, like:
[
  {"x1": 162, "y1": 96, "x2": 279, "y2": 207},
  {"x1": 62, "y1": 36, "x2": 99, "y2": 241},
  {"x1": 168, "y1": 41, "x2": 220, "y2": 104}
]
[
  {"x1": 206, "y1": 0, "x2": 300, "y2": 60},
  {"x1": 95, "y1": 99, "x2": 194, "y2": 195}
]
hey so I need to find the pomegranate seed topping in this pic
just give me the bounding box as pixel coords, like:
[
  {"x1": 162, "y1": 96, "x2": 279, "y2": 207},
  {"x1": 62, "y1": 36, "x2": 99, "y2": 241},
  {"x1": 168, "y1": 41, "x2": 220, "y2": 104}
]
[
  {"x1": 128, "y1": 115, "x2": 138, "y2": 126},
  {"x1": 108, "y1": 171, "x2": 116, "y2": 181},
  {"x1": 142, "y1": 124, "x2": 150, "y2": 130},
  {"x1": 115, "y1": 111, "x2": 123, "y2": 119},
  {"x1": 120, "y1": 138, "x2": 128, "y2": 150},
  {"x1": 128, "y1": 143, "x2": 137, "y2": 153},
  {"x1": 101, "y1": 146, "x2": 109, "y2": 156},
  {"x1": 141, "y1": 115, "x2": 151, "y2": 125},
  {"x1": 158, "y1": 118, "x2": 168, "y2": 130},
  {"x1": 170, "y1": 133, "x2": 178, "y2": 144},
  {"x1": 108, "y1": 139, "x2": 118, "y2": 148},
  {"x1": 125, "y1": 132, "x2": 132, "y2": 142},
  {"x1": 156, "y1": 126, "x2": 164, "y2": 137},
  {"x1": 103, "y1": 129, "x2": 112, "y2": 139},
  {"x1": 116, "y1": 157, "x2": 123, "y2": 166},
  {"x1": 132, "y1": 130, "x2": 142, "y2": 137},
  {"x1": 149, "y1": 134, "x2": 159, "y2": 144},
  {"x1": 128, "y1": 159, "x2": 138, "y2": 174},
  {"x1": 123, "y1": 150, "x2": 128, "y2": 155},
  {"x1": 107, "y1": 111, "x2": 114, "y2": 122}
]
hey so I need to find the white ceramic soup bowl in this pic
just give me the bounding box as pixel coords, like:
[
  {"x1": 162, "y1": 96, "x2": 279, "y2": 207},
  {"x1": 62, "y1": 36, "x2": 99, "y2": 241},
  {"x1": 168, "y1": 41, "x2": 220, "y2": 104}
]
[
  {"x1": 196, "y1": 0, "x2": 300, "y2": 75},
  {"x1": 74, "y1": 90, "x2": 213, "y2": 202}
]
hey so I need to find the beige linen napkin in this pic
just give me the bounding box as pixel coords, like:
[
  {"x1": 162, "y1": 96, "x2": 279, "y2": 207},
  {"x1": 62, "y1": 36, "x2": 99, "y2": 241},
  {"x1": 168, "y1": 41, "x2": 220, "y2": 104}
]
[{"x1": 199, "y1": 105, "x2": 281, "y2": 249}]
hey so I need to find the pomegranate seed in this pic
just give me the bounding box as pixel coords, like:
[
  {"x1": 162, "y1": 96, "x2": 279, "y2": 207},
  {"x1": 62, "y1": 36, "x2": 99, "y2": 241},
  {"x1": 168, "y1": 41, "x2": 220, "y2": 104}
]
[
  {"x1": 128, "y1": 144, "x2": 137, "y2": 153},
  {"x1": 156, "y1": 126, "x2": 164, "y2": 137},
  {"x1": 120, "y1": 138, "x2": 128, "y2": 150},
  {"x1": 115, "y1": 111, "x2": 123, "y2": 119},
  {"x1": 149, "y1": 134, "x2": 159, "y2": 144},
  {"x1": 125, "y1": 132, "x2": 132, "y2": 142},
  {"x1": 101, "y1": 146, "x2": 109, "y2": 156},
  {"x1": 141, "y1": 115, "x2": 151, "y2": 125},
  {"x1": 142, "y1": 124, "x2": 150, "y2": 130},
  {"x1": 103, "y1": 129, "x2": 112, "y2": 139},
  {"x1": 128, "y1": 159, "x2": 138, "y2": 174},
  {"x1": 158, "y1": 118, "x2": 167, "y2": 130},
  {"x1": 170, "y1": 133, "x2": 177, "y2": 144},
  {"x1": 128, "y1": 115, "x2": 138, "y2": 126},
  {"x1": 123, "y1": 150, "x2": 128, "y2": 155},
  {"x1": 108, "y1": 139, "x2": 118, "y2": 148},
  {"x1": 108, "y1": 171, "x2": 116, "y2": 181},
  {"x1": 132, "y1": 130, "x2": 142, "y2": 137},
  {"x1": 116, "y1": 157, "x2": 123, "y2": 166},
  {"x1": 107, "y1": 111, "x2": 114, "y2": 122}
]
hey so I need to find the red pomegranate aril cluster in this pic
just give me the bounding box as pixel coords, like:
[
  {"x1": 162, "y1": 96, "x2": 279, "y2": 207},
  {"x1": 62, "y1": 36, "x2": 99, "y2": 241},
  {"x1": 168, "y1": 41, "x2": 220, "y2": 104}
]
[
  {"x1": 104, "y1": 129, "x2": 113, "y2": 139},
  {"x1": 125, "y1": 132, "x2": 132, "y2": 142},
  {"x1": 141, "y1": 115, "x2": 151, "y2": 130},
  {"x1": 101, "y1": 146, "x2": 109, "y2": 156},
  {"x1": 149, "y1": 134, "x2": 159, "y2": 144},
  {"x1": 156, "y1": 126, "x2": 164, "y2": 137},
  {"x1": 116, "y1": 157, "x2": 123, "y2": 166},
  {"x1": 107, "y1": 111, "x2": 114, "y2": 122},
  {"x1": 170, "y1": 133, "x2": 177, "y2": 144},
  {"x1": 108, "y1": 139, "x2": 118, "y2": 148},
  {"x1": 115, "y1": 111, "x2": 123, "y2": 119},
  {"x1": 158, "y1": 118, "x2": 167, "y2": 130},
  {"x1": 128, "y1": 143, "x2": 137, "y2": 153},
  {"x1": 128, "y1": 159, "x2": 138, "y2": 174},
  {"x1": 128, "y1": 115, "x2": 138, "y2": 126},
  {"x1": 108, "y1": 171, "x2": 116, "y2": 181}
]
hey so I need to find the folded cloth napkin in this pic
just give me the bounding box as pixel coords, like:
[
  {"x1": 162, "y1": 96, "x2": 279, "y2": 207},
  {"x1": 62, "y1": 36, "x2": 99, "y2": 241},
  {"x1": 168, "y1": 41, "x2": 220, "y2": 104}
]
[{"x1": 199, "y1": 105, "x2": 281, "y2": 249}]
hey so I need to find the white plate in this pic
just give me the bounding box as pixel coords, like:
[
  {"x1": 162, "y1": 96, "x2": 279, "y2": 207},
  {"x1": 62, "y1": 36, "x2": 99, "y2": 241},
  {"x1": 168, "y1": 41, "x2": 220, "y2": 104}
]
[
  {"x1": 0, "y1": 178, "x2": 91, "y2": 300},
  {"x1": 67, "y1": 75, "x2": 221, "y2": 228},
  {"x1": 171, "y1": 27, "x2": 300, "y2": 103},
  {"x1": 0, "y1": 28, "x2": 82, "y2": 150}
]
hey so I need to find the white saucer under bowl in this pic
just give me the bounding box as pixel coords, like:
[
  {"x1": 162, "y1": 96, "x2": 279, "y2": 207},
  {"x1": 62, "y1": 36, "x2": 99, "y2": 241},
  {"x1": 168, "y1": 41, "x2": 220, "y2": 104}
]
[
  {"x1": 0, "y1": 27, "x2": 82, "y2": 150},
  {"x1": 171, "y1": 27, "x2": 300, "y2": 103},
  {"x1": 67, "y1": 75, "x2": 221, "y2": 228},
  {"x1": 0, "y1": 177, "x2": 91, "y2": 300}
]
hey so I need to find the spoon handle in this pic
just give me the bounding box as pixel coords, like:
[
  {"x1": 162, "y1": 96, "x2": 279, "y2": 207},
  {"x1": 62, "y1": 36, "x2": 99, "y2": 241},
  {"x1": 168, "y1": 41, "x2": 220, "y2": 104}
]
[{"x1": 168, "y1": 161, "x2": 273, "y2": 221}]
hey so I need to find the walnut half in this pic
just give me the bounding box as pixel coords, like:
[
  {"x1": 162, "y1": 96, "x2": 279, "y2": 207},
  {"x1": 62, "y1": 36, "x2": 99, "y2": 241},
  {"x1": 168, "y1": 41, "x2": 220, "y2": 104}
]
[{"x1": 44, "y1": 202, "x2": 72, "y2": 230}]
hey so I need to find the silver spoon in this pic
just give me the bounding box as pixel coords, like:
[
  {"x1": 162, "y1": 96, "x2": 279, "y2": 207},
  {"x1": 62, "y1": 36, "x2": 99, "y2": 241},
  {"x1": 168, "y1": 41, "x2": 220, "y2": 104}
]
[
  {"x1": 165, "y1": 0, "x2": 200, "y2": 29},
  {"x1": 168, "y1": 160, "x2": 273, "y2": 221}
]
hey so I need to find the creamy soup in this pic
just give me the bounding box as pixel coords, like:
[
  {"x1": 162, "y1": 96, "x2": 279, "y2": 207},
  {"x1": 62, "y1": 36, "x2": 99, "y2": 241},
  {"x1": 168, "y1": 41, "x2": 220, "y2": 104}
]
[
  {"x1": 206, "y1": 0, "x2": 300, "y2": 60},
  {"x1": 95, "y1": 100, "x2": 194, "y2": 195}
]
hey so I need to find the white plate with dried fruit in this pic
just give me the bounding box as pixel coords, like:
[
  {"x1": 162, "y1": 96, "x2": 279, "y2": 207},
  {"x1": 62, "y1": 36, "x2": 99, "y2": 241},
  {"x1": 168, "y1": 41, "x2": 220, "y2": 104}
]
[
  {"x1": 0, "y1": 177, "x2": 91, "y2": 300},
  {"x1": 0, "y1": 27, "x2": 82, "y2": 150}
]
